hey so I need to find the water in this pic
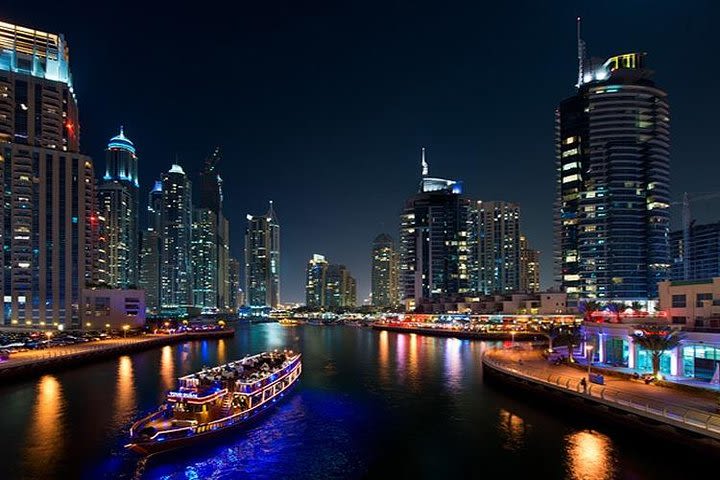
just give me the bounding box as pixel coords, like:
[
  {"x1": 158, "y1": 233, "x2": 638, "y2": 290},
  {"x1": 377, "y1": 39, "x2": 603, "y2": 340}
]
[{"x1": 0, "y1": 324, "x2": 711, "y2": 479}]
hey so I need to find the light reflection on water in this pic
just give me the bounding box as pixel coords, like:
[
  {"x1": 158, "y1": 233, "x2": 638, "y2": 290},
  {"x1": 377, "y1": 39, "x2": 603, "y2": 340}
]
[
  {"x1": 23, "y1": 375, "x2": 65, "y2": 477},
  {"x1": 114, "y1": 355, "x2": 136, "y2": 429},
  {"x1": 564, "y1": 430, "x2": 617, "y2": 480},
  {"x1": 159, "y1": 346, "x2": 174, "y2": 395},
  {"x1": 498, "y1": 408, "x2": 528, "y2": 452}
]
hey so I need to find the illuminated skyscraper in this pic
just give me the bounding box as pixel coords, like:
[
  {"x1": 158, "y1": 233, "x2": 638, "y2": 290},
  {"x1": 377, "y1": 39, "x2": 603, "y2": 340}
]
[
  {"x1": 0, "y1": 21, "x2": 98, "y2": 326},
  {"x1": 371, "y1": 233, "x2": 398, "y2": 307},
  {"x1": 472, "y1": 201, "x2": 521, "y2": 294},
  {"x1": 228, "y1": 257, "x2": 241, "y2": 312},
  {"x1": 160, "y1": 164, "x2": 192, "y2": 307},
  {"x1": 97, "y1": 127, "x2": 139, "y2": 288},
  {"x1": 325, "y1": 264, "x2": 356, "y2": 308},
  {"x1": 399, "y1": 149, "x2": 471, "y2": 309},
  {"x1": 519, "y1": 235, "x2": 541, "y2": 293},
  {"x1": 191, "y1": 208, "x2": 217, "y2": 308},
  {"x1": 245, "y1": 201, "x2": 280, "y2": 308},
  {"x1": 305, "y1": 254, "x2": 327, "y2": 308},
  {"x1": 139, "y1": 181, "x2": 162, "y2": 312},
  {"x1": 555, "y1": 35, "x2": 670, "y2": 301}
]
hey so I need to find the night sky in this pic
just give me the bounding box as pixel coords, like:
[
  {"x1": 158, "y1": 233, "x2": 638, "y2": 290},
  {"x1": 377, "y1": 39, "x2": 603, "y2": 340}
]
[{"x1": 3, "y1": 1, "x2": 719, "y2": 302}]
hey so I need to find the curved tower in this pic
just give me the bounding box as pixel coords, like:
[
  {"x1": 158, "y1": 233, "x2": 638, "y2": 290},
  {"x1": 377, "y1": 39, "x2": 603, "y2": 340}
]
[{"x1": 556, "y1": 51, "x2": 670, "y2": 302}]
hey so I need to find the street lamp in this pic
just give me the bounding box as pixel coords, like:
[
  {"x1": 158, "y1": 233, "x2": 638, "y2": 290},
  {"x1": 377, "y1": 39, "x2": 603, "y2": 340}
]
[
  {"x1": 586, "y1": 345, "x2": 594, "y2": 378},
  {"x1": 122, "y1": 325, "x2": 129, "y2": 338},
  {"x1": 511, "y1": 331, "x2": 516, "y2": 347}
]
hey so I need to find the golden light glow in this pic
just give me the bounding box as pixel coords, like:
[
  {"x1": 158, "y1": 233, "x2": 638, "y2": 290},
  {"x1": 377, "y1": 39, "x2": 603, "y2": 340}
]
[
  {"x1": 24, "y1": 375, "x2": 65, "y2": 476},
  {"x1": 499, "y1": 408, "x2": 527, "y2": 451},
  {"x1": 217, "y1": 339, "x2": 227, "y2": 364},
  {"x1": 565, "y1": 430, "x2": 615, "y2": 480},
  {"x1": 113, "y1": 356, "x2": 136, "y2": 428},
  {"x1": 159, "y1": 346, "x2": 174, "y2": 393}
]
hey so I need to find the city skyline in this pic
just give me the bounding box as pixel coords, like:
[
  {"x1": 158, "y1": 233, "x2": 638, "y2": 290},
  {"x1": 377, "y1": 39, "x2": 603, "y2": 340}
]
[{"x1": 2, "y1": 3, "x2": 719, "y2": 303}]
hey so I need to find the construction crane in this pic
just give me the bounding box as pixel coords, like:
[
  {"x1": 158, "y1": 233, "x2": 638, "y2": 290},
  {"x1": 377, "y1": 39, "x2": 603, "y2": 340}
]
[{"x1": 670, "y1": 191, "x2": 720, "y2": 279}]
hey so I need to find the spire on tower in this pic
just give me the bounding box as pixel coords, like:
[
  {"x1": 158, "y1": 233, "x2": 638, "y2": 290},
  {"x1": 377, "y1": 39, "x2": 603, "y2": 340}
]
[
  {"x1": 421, "y1": 147, "x2": 428, "y2": 176},
  {"x1": 576, "y1": 16, "x2": 587, "y2": 89}
]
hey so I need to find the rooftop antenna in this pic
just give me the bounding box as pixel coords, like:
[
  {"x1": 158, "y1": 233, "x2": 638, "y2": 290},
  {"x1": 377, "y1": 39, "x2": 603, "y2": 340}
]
[
  {"x1": 576, "y1": 16, "x2": 587, "y2": 89},
  {"x1": 421, "y1": 147, "x2": 428, "y2": 176}
]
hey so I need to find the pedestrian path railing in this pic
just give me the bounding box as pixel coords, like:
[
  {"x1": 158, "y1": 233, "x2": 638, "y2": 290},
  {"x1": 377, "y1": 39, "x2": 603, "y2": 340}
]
[{"x1": 483, "y1": 351, "x2": 720, "y2": 438}]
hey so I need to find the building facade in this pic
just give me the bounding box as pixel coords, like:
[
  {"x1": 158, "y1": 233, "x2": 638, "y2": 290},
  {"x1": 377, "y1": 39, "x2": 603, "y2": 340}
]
[
  {"x1": 80, "y1": 287, "x2": 145, "y2": 330},
  {"x1": 245, "y1": 201, "x2": 280, "y2": 308},
  {"x1": 555, "y1": 50, "x2": 670, "y2": 303},
  {"x1": 305, "y1": 254, "x2": 327, "y2": 308},
  {"x1": 325, "y1": 264, "x2": 356, "y2": 308},
  {"x1": 191, "y1": 208, "x2": 218, "y2": 308},
  {"x1": 473, "y1": 201, "x2": 521, "y2": 294},
  {"x1": 138, "y1": 181, "x2": 162, "y2": 313},
  {"x1": 371, "y1": 233, "x2": 398, "y2": 307},
  {"x1": 658, "y1": 278, "x2": 720, "y2": 329},
  {"x1": 399, "y1": 149, "x2": 471, "y2": 310},
  {"x1": 160, "y1": 165, "x2": 192, "y2": 307},
  {"x1": 1, "y1": 21, "x2": 99, "y2": 326},
  {"x1": 228, "y1": 257, "x2": 241, "y2": 312},
  {"x1": 671, "y1": 222, "x2": 720, "y2": 282},
  {"x1": 519, "y1": 235, "x2": 541, "y2": 293},
  {"x1": 97, "y1": 127, "x2": 139, "y2": 288}
]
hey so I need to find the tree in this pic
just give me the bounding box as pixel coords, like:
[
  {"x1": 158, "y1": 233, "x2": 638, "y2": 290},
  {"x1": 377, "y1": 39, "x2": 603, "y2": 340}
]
[
  {"x1": 631, "y1": 326, "x2": 685, "y2": 378},
  {"x1": 553, "y1": 326, "x2": 583, "y2": 363},
  {"x1": 580, "y1": 300, "x2": 601, "y2": 322},
  {"x1": 630, "y1": 301, "x2": 644, "y2": 313},
  {"x1": 605, "y1": 302, "x2": 626, "y2": 323}
]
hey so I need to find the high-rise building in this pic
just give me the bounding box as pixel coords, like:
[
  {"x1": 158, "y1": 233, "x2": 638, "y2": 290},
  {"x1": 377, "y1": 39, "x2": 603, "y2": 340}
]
[
  {"x1": 139, "y1": 181, "x2": 162, "y2": 312},
  {"x1": 671, "y1": 222, "x2": 720, "y2": 281},
  {"x1": 245, "y1": 201, "x2": 280, "y2": 308},
  {"x1": 228, "y1": 257, "x2": 241, "y2": 312},
  {"x1": 325, "y1": 264, "x2": 356, "y2": 308},
  {"x1": 371, "y1": 233, "x2": 398, "y2": 307},
  {"x1": 305, "y1": 254, "x2": 327, "y2": 308},
  {"x1": 160, "y1": 164, "x2": 192, "y2": 307},
  {"x1": 472, "y1": 201, "x2": 521, "y2": 294},
  {"x1": 191, "y1": 208, "x2": 217, "y2": 308},
  {"x1": 1, "y1": 21, "x2": 99, "y2": 326},
  {"x1": 97, "y1": 127, "x2": 139, "y2": 288},
  {"x1": 196, "y1": 148, "x2": 231, "y2": 310},
  {"x1": 519, "y1": 235, "x2": 541, "y2": 293},
  {"x1": 399, "y1": 149, "x2": 471, "y2": 310},
  {"x1": 555, "y1": 24, "x2": 670, "y2": 302}
]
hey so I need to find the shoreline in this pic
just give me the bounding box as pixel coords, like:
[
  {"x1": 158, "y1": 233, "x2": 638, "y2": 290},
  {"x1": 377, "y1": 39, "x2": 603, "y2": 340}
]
[
  {"x1": 371, "y1": 323, "x2": 543, "y2": 341},
  {"x1": 0, "y1": 329, "x2": 234, "y2": 383}
]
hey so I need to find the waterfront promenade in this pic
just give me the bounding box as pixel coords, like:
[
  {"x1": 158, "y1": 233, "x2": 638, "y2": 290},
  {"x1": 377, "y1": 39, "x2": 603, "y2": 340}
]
[
  {"x1": 372, "y1": 323, "x2": 543, "y2": 341},
  {"x1": 483, "y1": 347, "x2": 720, "y2": 443},
  {"x1": 0, "y1": 329, "x2": 234, "y2": 381}
]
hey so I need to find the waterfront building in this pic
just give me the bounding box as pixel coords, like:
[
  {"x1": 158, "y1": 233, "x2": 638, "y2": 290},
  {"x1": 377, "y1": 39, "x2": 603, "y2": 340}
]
[
  {"x1": 658, "y1": 278, "x2": 720, "y2": 329},
  {"x1": 80, "y1": 287, "x2": 145, "y2": 330},
  {"x1": 399, "y1": 148, "x2": 471, "y2": 310},
  {"x1": 555, "y1": 35, "x2": 671, "y2": 303},
  {"x1": 472, "y1": 201, "x2": 521, "y2": 294},
  {"x1": 138, "y1": 181, "x2": 162, "y2": 313},
  {"x1": 196, "y1": 147, "x2": 231, "y2": 310},
  {"x1": 371, "y1": 233, "x2": 399, "y2": 307},
  {"x1": 191, "y1": 208, "x2": 217, "y2": 308},
  {"x1": 245, "y1": 201, "x2": 280, "y2": 308},
  {"x1": 519, "y1": 235, "x2": 541, "y2": 293},
  {"x1": 0, "y1": 21, "x2": 100, "y2": 326},
  {"x1": 160, "y1": 164, "x2": 193, "y2": 307},
  {"x1": 305, "y1": 254, "x2": 327, "y2": 308},
  {"x1": 415, "y1": 292, "x2": 572, "y2": 315},
  {"x1": 671, "y1": 222, "x2": 720, "y2": 281},
  {"x1": 97, "y1": 127, "x2": 139, "y2": 288}
]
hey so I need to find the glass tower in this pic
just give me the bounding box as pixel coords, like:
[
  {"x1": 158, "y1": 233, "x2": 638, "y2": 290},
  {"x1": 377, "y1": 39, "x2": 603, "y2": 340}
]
[
  {"x1": 472, "y1": 201, "x2": 521, "y2": 294},
  {"x1": 371, "y1": 233, "x2": 399, "y2": 307},
  {"x1": 555, "y1": 51, "x2": 671, "y2": 301},
  {"x1": 244, "y1": 201, "x2": 280, "y2": 308},
  {"x1": 160, "y1": 164, "x2": 193, "y2": 307}
]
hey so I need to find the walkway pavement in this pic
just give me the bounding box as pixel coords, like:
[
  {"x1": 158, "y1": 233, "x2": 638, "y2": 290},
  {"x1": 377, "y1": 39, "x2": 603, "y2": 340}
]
[{"x1": 490, "y1": 347, "x2": 719, "y2": 414}]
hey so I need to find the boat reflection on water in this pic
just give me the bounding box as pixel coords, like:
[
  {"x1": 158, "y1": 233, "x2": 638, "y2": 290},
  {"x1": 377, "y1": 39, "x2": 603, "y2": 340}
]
[
  {"x1": 23, "y1": 375, "x2": 65, "y2": 477},
  {"x1": 564, "y1": 430, "x2": 617, "y2": 480},
  {"x1": 498, "y1": 408, "x2": 528, "y2": 452}
]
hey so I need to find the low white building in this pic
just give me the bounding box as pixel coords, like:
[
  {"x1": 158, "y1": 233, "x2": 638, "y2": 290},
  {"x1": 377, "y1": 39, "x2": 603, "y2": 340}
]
[
  {"x1": 80, "y1": 288, "x2": 145, "y2": 330},
  {"x1": 658, "y1": 278, "x2": 720, "y2": 328}
]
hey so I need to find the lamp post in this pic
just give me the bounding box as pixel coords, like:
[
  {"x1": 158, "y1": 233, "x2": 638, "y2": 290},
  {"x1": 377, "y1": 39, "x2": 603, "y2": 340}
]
[
  {"x1": 511, "y1": 331, "x2": 516, "y2": 347},
  {"x1": 586, "y1": 345, "x2": 594, "y2": 378},
  {"x1": 122, "y1": 325, "x2": 129, "y2": 338}
]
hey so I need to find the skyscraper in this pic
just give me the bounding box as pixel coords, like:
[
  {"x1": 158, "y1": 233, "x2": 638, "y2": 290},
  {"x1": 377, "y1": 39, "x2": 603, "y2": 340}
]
[
  {"x1": 519, "y1": 235, "x2": 541, "y2": 293},
  {"x1": 191, "y1": 208, "x2": 217, "y2": 308},
  {"x1": 97, "y1": 127, "x2": 139, "y2": 288},
  {"x1": 228, "y1": 257, "x2": 241, "y2": 312},
  {"x1": 196, "y1": 147, "x2": 231, "y2": 310},
  {"x1": 371, "y1": 233, "x2": 398, "y2": 307},
  {"x1": 160, "y1": 164, "x2": 192, "y2": 307},
  {"x1": 472, "y1": 201, "x2": 521, "y2": 294},
  {"x1": 670, "y1": 222, "x2": 720, "y2": 281},
  {"x1": 0, "y1": 21, "x2": 98, "y2": 326},
  {"x1": 325, "y1": 264, "x2": 356, "y2": 308},
  {"x1": 555, "y1": 24, "x2": 670, "y2": 302},
  {"x1": 305, "y1": 254, "x2": 327, "y2": 308},
  {"x1": 245, "y1": 201, "x2": 280, "y2": 308},
  {"x1": 139, "y1": 181, "x2": 162, "y2": 312},
  {"x1": 399, "y1": 148, "x2": 471, "y2": 309}
]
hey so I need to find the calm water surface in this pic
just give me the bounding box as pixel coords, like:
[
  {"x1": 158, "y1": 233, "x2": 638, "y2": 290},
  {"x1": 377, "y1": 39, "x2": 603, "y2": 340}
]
[{"x1": 0, "y1": 324, "x2": 712, "y2": 479}]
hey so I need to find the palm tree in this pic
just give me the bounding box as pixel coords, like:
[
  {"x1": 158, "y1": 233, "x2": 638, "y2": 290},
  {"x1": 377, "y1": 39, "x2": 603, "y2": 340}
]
[
  {"x1": 539, "y1": 324, "x2": 560, "y2": 351},
  {"x1": 553, "y1": 326, "x2": 583, "y2": 363},
  {"x1": 631, "y1": 326, "x2": 685, "y2": 378},
  {"x1": 580, "y1": 300, "x2": 601, "y2": 322},
  {"x1": 630, "y1": 301, "x2": 644, "y2": 313},
  {"x1": 605, "y1": 302, "x2": 626, "y2": 323}
]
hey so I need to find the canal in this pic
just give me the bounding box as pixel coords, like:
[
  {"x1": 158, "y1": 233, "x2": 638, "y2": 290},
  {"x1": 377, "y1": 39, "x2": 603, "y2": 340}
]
[{"x1": 0, "y1": 323, "x2": 711, "y2": 479}]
